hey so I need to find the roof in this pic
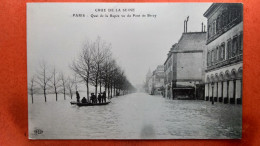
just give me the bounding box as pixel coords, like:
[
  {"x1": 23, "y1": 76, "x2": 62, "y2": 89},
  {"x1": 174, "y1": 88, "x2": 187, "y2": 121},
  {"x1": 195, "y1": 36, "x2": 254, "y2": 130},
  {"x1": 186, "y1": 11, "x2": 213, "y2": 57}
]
[
  {"x1": 203, "y1": 3, "x2": 221, "y2": 18},
  {"x1": 164, "y1": 43, "x2": 177, "y2": 65},
  {"x1": 173, "y1": 32, "x2": 206, "y2": 52}
]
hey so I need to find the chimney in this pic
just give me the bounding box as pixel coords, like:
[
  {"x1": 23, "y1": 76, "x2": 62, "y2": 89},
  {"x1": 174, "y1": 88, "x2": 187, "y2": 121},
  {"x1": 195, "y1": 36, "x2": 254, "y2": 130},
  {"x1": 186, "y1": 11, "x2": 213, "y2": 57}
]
[
  {"x1": 186, "y1": 16, "x2": 189, "y2": 32},
  {"x1": 201, "y1": 22, "x2": 203, "y2": 32},
  {"x1": 184, "y1": 20, "x2": 186, "y2": 33}
]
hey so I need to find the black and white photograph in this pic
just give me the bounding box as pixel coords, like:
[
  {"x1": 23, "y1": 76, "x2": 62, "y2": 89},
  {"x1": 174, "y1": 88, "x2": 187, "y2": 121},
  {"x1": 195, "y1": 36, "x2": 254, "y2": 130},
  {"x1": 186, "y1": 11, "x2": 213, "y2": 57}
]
[{"x1": 27, "y1": 3, "x2": 243, "y2": 139}]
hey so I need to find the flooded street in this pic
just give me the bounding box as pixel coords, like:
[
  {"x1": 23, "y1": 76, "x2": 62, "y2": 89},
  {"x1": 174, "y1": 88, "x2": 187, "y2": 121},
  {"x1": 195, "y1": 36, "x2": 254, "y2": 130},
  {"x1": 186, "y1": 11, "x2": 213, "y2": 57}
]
[{"x1": 29, "y1": 92, "x2": 242, "y2": 139}]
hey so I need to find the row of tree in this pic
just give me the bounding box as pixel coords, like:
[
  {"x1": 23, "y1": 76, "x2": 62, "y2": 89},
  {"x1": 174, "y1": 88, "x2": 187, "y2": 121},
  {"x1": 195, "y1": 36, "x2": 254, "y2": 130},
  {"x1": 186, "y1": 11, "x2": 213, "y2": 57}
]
[
  {"x1": 28, "y1": 61, "x2": 78, "y2": 103},
  {"x1": 71, "y1": 37, "x2": 135, "y2": 99},
  {"x1": 28, "y1": 37, "x2": 135, "y2": 103}
]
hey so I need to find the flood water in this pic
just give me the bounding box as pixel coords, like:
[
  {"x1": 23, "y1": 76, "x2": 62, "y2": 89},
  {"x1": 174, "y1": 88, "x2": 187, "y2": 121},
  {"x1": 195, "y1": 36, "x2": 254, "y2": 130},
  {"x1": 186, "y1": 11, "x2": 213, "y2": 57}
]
[{"x1": 29, "y1": 92, "x2": 242, "y2": 139}]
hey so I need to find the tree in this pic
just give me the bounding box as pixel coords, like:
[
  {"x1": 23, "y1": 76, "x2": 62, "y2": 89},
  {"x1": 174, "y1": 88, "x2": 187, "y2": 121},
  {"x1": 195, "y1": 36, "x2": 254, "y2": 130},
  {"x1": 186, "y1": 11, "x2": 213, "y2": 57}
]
[
  {"x1": 72, "y1": 37, "x2": 135, "y2": 99},
  {"x1": 60, "y1": 72, "x2": 67, "y2": 100},
  {"x1": 28, "y1": 75, "x2": 37, "y2": 104},
  {"x1": 89, "y1": 37, "x2": 110, "y2": 95},
  {"x1": 51, "y1": 67, "x2": 61, "y2": 101},
  {"x1": 67, "y1": 76, "x2": 75, "y2": 99},
  {"x1": 36, "y1": 61, "x2": 52, "y2": 102},
  {"x1": 71, "y1": 41, "x2": 94, "y2": 98}
]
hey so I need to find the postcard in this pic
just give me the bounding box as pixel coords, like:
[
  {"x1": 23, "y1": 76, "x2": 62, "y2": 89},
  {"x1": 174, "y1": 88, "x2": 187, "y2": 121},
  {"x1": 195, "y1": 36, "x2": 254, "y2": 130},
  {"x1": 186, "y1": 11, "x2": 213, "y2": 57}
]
[{"x1": 27, "y1": 3, "x2": 243, "y2": 139}]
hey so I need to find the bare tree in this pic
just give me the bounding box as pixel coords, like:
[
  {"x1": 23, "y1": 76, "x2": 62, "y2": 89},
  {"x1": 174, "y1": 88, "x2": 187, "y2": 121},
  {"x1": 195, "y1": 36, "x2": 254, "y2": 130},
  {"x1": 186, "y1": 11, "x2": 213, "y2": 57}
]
[
  {"x1": 90, "y1": 37, "x2": 110, "y2": 95},
  {"x1": 28, "y1": 75, "x2": 37, "y2": 104},
  {"x1": 71, "y1": 41, "x2": 94, "y2": 98},
  {"x1": 73, "y1": 73, "x2": 79, "y2": 92},
  {"x1": 72, "y1": 37, "x2": 135, "y2": 99},
  {"x1": 60, "y1": 72, "x2": 67, "y2": 100},
  {"x1": 51, "y1": 67, "x2": 61, "y2": 101},
  {"x1": 36, "y1": 61, "x2": 52, "y2": 102},
  {"x1": 67, "y1": 76, "x2": 75, "y2": 99}
]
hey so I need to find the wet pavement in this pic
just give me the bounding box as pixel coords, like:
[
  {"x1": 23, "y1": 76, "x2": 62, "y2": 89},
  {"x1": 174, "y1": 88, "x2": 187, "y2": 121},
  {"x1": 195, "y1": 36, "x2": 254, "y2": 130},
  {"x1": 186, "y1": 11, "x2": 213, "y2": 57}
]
[{"x1": 29, "y1": 92, "x2": 242, "y2": 139}]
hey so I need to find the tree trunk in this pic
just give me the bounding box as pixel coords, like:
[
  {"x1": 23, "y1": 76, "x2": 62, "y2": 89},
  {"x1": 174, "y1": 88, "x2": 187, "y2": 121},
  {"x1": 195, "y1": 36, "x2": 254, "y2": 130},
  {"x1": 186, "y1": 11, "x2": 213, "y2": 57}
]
[
  {"x1": 55, "y1": 87, "x2": 58, "y2": 101},
  {"x1": 95, "y1": 75, "x2": 98, "y2": 96},
  {"x1": 110, "y1": 83, "x2": 113, "y2": 98},
  {"x1": 113, "y1": 84, "x2": 116, "y2": 97},
  {"x1": 107, "y1": 84, "x2": 110, "y2": 99},
  {"x1": 86, "y1": 80, "x2": 89, "y2": 98},
  {"x1": 64, "y1": 88, "x2": 66, "y2": 100},
  {"x1": 31, "y1": 94, "x2": 33, "y2": 104},
  {"x1": 44, "y1": 87, "x2": 47, "y2": 102},
  {"x1": 70, "y1": 90, "x2": 72, "y2": 99}
]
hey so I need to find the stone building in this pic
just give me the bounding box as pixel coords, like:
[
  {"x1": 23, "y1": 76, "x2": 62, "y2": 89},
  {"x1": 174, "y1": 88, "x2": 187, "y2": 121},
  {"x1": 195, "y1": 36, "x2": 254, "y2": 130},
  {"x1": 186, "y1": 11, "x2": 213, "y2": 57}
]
[
  {"x1": 147, "y1": 65, "x2": 165, "y2": 95},
  {"x1": 203, "y1": 3, "x2": 243, "y2": 104},
  {"x1": 171, "y1": 32, "x2": 207, "y2": 99},
  {"x1": 164, "y1": 31, "x2": 207, "y2": 99},
  {"x1": 164, "y1": 44, "x2": 176, "y2": 99},
  {"x1": 145, "y1": 69, "x2": 152, "y2": 93}
]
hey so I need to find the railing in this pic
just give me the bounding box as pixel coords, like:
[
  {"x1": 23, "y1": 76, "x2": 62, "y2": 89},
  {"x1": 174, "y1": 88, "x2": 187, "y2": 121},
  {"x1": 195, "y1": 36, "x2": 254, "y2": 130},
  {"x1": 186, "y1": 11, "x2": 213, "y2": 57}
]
[
  {"x1": 207, "y1": 17, "x2": 242, "y2": 44},
  {"x1": 206, "y1": 54, "x2": 242, "y2": 72}
]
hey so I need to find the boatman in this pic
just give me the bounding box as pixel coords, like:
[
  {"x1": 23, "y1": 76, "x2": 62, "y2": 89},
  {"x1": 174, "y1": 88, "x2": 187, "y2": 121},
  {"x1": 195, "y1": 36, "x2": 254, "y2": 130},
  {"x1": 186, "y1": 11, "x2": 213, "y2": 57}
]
[
  {"x1": 76, "y1": 91, "x2": 80, "y2": 102},
  {"x1": 98, "y1": 93, "x2": 102, "y2": 103}
]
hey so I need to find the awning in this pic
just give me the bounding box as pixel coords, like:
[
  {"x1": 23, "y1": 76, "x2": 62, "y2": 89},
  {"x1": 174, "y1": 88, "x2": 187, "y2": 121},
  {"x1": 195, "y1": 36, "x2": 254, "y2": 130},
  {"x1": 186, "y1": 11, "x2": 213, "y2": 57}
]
[{"x1": 172, "y1": 88, "x2": 194, "y2": 90}]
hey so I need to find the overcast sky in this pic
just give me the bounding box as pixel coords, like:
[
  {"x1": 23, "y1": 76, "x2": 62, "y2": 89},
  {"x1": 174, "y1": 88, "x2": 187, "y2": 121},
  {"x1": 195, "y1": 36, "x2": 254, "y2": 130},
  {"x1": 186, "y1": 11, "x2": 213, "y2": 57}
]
[{"x1": 27, "y1": 3, "x2": 212, "y2": 86}]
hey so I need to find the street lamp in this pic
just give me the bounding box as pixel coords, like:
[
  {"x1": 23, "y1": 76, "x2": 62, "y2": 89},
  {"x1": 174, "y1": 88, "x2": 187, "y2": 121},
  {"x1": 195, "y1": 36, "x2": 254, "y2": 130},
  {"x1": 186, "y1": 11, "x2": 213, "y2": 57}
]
[
  {"x1": 211, "y1": 82, "x2": 214, "y2": 104},
  {"x1": 194, "y1": 81, "x2": 197, "y2": 100}
]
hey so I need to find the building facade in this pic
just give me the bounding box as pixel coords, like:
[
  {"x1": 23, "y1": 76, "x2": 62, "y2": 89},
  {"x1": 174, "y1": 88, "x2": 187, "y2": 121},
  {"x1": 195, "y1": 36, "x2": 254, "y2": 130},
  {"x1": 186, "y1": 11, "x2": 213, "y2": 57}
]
[
  {"x1": 171, "y1": 32, "x2": 207, "y2": 99},
  {"x1": 147, "y1": 65, "x2": 165, "y2": 95},
  {"x1": 164, "y1": 44, "x2": 176, "y2": 98},
  {"x1": 164, "y1": 32, "x2": 207, "y2": 99},
  {"x1": 203, "y1": 3, "x2": 243, "y2": 104}
]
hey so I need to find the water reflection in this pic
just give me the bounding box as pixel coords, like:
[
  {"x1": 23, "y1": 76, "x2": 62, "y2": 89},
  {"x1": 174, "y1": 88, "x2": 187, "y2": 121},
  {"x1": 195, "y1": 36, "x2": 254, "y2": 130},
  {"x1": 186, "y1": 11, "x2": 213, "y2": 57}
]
[{"x1": 29, "y1": 92, "x2": 242, "y2": 139}]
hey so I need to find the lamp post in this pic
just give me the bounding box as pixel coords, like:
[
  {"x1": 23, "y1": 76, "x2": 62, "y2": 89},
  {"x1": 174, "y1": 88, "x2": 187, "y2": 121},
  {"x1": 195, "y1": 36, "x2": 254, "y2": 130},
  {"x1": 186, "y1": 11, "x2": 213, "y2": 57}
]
[
  {"x1": 211, "y1": 82, "x2": 214, "y2": 104},
  {"x1": 194, "y1": 81, "x2": 197, "y2": 100}
]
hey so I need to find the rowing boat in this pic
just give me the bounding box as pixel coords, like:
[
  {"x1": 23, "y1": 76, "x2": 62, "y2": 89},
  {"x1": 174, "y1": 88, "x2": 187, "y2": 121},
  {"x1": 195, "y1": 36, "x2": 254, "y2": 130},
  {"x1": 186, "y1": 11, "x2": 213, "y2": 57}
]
[
  {"x1": 70, "y1": 101, "x2": 78, "y2": 105},
  {"x1": 76, "y1": 102, "x2": 111, "y2": 106}
]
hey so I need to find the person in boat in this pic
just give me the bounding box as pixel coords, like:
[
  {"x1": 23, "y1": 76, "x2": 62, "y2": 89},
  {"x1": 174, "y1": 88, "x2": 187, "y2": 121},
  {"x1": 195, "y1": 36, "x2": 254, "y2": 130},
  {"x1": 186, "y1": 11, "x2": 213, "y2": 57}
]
[
  {"x1": 90, "y1": 93, "x2": 97, "y2": 103},
  {"x1": 98, "y1": 93, "x2": 102, "y2": 103},
  {"x1": 81, "y1": 97, "x2": 87, "y2": 103},
  {"x1": 94, "y1": 94, "x2": 97, "y2": 103},
  {"x1": 102, "y1": 91, "x2": 106, "y2": 103},
  {"x1": 90, "y1": 93, "x2": 94, "y2": 103},
  {"x1": 76, "y1": 91, "x2": 80, "y2": 102}
]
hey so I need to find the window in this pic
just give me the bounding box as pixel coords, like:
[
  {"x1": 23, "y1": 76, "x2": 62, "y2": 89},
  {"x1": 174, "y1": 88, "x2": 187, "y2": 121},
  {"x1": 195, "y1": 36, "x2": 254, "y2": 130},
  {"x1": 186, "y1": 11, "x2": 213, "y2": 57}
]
[
  {"x1": 221, "y1": 42, "x2": 225, "y2": 60},
  {"x1": 216, "y1": 46, "x2": 219, "y2": 62},
  {"x1": 227, "y1": 39, "x2": 232, "y2": 59},
  {"x1": 208, "y1": 52, "x2": 211, "y2": 66},
  {"x1": 232, "y1": 36, "x2": 238, "y2": 57},
  {"x1": 207, "y1": 52, "x2": 210, "y2": 66},
  {"x1": 213, "y1": 21, "x2": 216, "y2": 35},
  {"x1": 216, "y1": 17, "x2": 219, "y2": 32},
  {"x1": 218, "y1": 45, "x2": 222, "y2": 61},
  {"x1": 238, "y1": 32, "x2": 243, "y2": 54},
  {"x1": 211, "y1": 50, "x2": 214, "y2": 64}
]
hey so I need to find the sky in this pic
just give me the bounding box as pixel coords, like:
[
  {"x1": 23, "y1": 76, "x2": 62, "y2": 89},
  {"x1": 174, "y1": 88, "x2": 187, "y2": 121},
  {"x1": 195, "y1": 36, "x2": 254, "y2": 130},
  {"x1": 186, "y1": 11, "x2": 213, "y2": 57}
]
[{"x1": 27, "y1": 3, "x2": 212, "y2": 87}]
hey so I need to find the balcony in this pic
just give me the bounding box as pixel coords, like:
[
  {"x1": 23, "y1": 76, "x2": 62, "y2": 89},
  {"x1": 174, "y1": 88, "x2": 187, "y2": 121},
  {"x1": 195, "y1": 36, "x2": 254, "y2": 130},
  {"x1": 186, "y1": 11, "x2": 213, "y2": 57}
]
[{"x1": 206, "y1": 54, "x2": 243, "y2": 72}]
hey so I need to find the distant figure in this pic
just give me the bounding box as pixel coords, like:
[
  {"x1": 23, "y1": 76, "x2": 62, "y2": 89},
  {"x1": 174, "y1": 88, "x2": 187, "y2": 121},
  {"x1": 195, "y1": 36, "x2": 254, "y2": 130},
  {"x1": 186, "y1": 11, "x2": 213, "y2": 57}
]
[
  {"x1": 102, "y1": 91, "x2": 106, "y2": 103},
  {"x1": 98, "y1": 93, "x2": 102, "y2": 103},
  {"x1": 76, "y1": 91, "x2": 80, "y2": 102},
  {"x1": 81, "y1": 97, "x2": 87, "y2": 103},
  {"x1": 212, "y1": 98, "x2": 214, "y2": 105}
]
